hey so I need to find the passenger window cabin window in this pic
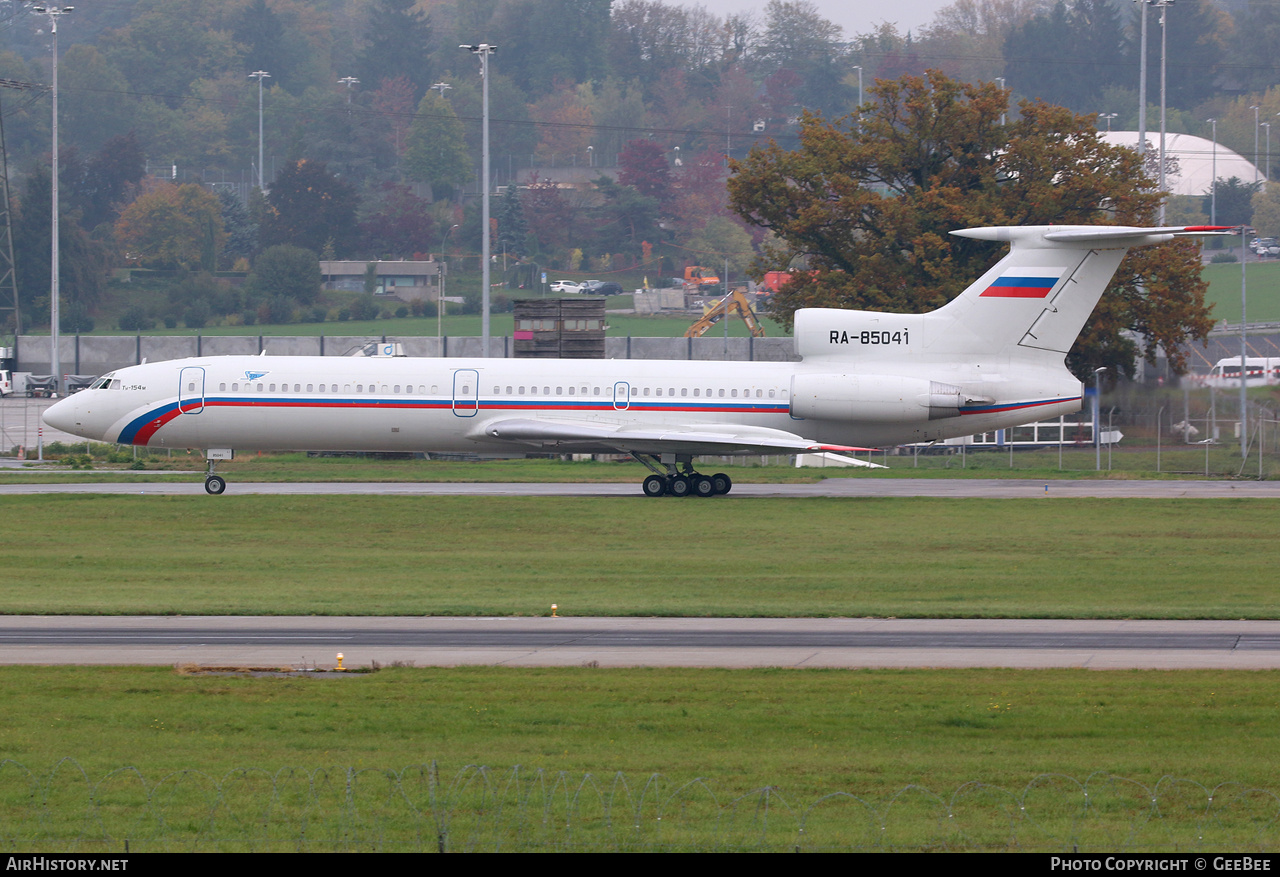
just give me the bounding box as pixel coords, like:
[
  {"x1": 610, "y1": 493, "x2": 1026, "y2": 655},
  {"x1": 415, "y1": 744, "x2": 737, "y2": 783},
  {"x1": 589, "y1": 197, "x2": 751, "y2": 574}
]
[
  {"x1": 506, "y1": 386, "x2": 513, "y2": 394},
  {"x1": 643, "y1": 387, "x2": 650, "y2": 396},
  {"x1": 568, "y1": 386, "x2": 575, "y2": 396},
  {"x1": 681, "y1": 388, "x2": 688, "y2": 397},
  {"x1": 694, "y1": 388, "x2": 700, "y2": 397},
  {"x1": 257, "y1": 383, "x2": 264, "y2": 392},
  {"x1": 218, "y1": 382, "x2": 225, "y2": 391},
  {"x1": 656, "y1": 388, "x2": 662, "y2": 397},
  {"x1": 732, "y1": 389, "x2": 738, "y2": 397},
  {"x1": 668, "y1": 388, "x2": 674, "y2": 396},
  {"x1": 556, "y1": 387, "x2": 562, "y2": 395}
]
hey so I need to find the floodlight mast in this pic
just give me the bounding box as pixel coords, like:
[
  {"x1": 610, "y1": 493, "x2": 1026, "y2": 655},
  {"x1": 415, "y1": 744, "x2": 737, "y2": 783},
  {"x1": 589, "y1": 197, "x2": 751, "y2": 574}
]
[
  {"x1": 248, "y1": 71, "x2": 271, "y2": 190},
  {"x1": 460, "y1": 44, "x2": 496, "y2": 356},
  {"x1": 34, "y1": 5, "x2": 73, "y2": 392}
]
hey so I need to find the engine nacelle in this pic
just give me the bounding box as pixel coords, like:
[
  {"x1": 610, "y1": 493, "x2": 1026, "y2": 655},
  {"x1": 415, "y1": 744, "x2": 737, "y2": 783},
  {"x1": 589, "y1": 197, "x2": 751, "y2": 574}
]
[{"x1": 790, "y1": 374, "x2": 967, "y2": 423}]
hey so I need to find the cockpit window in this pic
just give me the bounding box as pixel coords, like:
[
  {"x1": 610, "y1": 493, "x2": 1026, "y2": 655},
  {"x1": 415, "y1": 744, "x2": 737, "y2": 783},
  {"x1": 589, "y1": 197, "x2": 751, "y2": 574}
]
[{"x1": 89, "y1": 373, "x2": 115, "y2": 390}]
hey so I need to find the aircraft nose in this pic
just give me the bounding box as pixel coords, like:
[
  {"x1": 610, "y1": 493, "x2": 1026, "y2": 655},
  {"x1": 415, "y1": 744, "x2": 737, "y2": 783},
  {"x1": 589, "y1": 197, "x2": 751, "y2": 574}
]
[{"x1": 42, "y1": 395, "x2": 82, "y2": 436}]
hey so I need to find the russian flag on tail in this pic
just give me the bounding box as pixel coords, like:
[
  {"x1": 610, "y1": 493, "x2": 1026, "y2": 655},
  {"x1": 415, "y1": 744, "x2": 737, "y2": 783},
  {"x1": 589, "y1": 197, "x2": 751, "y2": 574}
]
[{"x1": 979, "y1": 268, "x2": 1065, "y2": 298}]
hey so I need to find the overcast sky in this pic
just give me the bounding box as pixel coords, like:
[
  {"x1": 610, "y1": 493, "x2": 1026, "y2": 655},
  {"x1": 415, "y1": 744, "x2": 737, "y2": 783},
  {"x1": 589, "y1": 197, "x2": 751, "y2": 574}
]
[{"x1": 687, "y1": 0, "x2": 951, "y2": 38}]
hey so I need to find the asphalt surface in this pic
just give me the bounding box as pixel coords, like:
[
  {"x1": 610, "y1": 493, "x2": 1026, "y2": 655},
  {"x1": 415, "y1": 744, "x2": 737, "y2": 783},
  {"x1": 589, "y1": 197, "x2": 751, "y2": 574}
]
[
  {"x1": 4, "y1": 617, "x2": 1280, "y2": 669},
  {"x1": 4, "y1": 477, "x2": 1280, "y2": 497}
]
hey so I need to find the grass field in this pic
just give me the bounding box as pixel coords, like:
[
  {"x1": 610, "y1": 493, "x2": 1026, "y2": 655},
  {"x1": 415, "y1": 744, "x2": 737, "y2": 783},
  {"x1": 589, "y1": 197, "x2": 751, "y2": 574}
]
[
  {"x1": 4, "y1": 494, "x2": 1279, "y2": 618},
  {"x1": 2, "y1": 665, "x2": 1279, "y2": 851},
  {"x1": 1200, "y1": 259, "x2": 1280, "y2": 324}
]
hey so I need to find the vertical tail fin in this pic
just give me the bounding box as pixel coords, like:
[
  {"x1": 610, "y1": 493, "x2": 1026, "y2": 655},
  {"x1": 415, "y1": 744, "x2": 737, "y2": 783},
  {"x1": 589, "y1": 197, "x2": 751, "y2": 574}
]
[
  {"x1": 794, "y1": 225, "x2": 1227, "y2": 362},
  {"x1": 932, "y1": 225, "x2": 1227, "y2": 359}
]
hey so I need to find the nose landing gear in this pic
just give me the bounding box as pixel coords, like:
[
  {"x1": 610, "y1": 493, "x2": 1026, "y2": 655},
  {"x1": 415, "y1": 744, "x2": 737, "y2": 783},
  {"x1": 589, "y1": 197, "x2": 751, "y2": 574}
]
[{"x1": 203, "y1": 449, "x2": 234, "y2": 495}]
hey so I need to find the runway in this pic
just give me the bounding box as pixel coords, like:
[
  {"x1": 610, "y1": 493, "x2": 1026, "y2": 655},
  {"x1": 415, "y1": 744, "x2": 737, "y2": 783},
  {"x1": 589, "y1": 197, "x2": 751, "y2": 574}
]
[
  {"x1": 5, "y1": 476, "x2": 1279, "y2": 671},
  {"x1": 4, "y1": 478, "x2": 1280, "y2": 497},
  {"x1": 4, "y1": 617, "x2": 1280, "y2": 670}
]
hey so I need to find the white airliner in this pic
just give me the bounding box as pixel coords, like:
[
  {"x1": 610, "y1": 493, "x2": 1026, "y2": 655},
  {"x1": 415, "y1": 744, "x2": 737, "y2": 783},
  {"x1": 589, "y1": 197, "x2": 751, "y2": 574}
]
[{"x1": 43, "y1": 224, "x2": 1225, "y2": 495}]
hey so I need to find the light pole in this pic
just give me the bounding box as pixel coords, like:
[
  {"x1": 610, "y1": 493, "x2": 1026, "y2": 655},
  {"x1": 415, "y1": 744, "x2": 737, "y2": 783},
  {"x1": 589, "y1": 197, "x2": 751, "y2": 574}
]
[
  {"x1": 460, "y1": 43, "x2": 496, "y2": 356},
  {"x1": 1099, "y1": 112, "x2": 1118, "y2": 132},
  {"x1": 430, "y1": 81, "x2": 451, "y2": 99},
  {"x1": 248, "y1": 70, "x2": 270, "y2": 190},
  {"x1": 439, "y1": 224, "x2": 459, "y2": 351},
  {"x1": 995, "y1": 76, "x2": 1006, "y2": 126},
  {"x1": 1155, "y1": 0, "x2": 1172, "y2": 224},
  {"x1": 338, "y1": 75, "x2": 359, "y2": 103},
  {"x1": 1207, "y1": 118, "x2": 1217, "y2": 225},
  {"x1": 852, "y1": 65, "x2": 863, "y2": 129},
  {"x1": 1093, "y1": 367, "x2": 1107, "y2": 471},
  {"x1": 1240, "y1": 223, "x2": 1249, "y2": 461},
  {"x1": 34, "y1": 4, "x2": 71, "y2": 392},
  {"x1": 1264, "y1": 122, "x2": 1271, "y2": 180},
  {"x1": 1252, "y1": 105, "x2": 1261, "y2": 189},
  {"x1": 1136, "y1": 0, "x2": 1149, "y2": 158}
]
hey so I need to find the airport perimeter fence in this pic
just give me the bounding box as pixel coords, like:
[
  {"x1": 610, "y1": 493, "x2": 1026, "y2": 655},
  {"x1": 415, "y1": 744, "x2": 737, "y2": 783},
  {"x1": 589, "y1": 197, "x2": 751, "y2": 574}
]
[{"x1": 2, "y1": 759, "x2": 1280, "y2": 853}]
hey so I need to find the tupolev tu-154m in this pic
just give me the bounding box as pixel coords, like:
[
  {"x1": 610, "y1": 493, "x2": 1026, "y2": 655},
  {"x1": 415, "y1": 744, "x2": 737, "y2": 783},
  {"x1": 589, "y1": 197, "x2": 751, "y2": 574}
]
[{"x1": 43, "y1": 224, "x2": 1227, "y2": 496}]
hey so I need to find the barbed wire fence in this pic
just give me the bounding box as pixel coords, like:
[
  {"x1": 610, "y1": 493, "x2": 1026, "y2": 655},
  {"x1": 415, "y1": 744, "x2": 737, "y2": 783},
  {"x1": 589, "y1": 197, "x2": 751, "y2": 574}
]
[{"x1": 2, "y1": 760, "x2": 1279, "y2": 852}]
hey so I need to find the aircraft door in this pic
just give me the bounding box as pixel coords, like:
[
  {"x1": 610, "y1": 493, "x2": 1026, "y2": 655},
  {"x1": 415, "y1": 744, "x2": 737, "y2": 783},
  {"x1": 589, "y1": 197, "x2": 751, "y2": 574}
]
[
  {"x1": 613, "y1": 381, "x2": 630, "y2": 410},
  {"x1": 452, "y1": 368, "x2": 479, "y2": 417},
  {"x1": 179, "y1": 367, "x2": 205, "y2": 414}
]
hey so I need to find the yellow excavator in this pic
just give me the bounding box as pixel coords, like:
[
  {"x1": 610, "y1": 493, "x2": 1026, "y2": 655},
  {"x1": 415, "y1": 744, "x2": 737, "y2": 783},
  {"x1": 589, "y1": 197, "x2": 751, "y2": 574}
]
[{"x1": 684, "y1": 289, "x2": 767, "y2": 338}]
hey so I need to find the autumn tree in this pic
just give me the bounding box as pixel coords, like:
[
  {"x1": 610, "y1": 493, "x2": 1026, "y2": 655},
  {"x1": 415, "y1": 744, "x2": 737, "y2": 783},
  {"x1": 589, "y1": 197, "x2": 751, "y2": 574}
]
[
  {"x1": 617, "y1": 139, "x2": 674, "y2": 205},
  {"x1": 261, "y1": 159, "x2": 358, "y2": 256},
  {"x1": 727, "y1": 70, "x2": 1215, "y2": 378},
  {"x1": 360, "y1": 182, "x2": 437, "y2": 257},
  {"x1": 115, "y1": 182, "x2": 226, "y2": 271}
]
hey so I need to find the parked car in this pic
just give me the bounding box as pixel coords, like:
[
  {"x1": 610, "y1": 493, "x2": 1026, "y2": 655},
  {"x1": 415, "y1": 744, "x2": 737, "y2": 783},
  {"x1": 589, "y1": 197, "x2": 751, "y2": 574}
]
[
  {"x1": 1254, "y1": 237, "x2": 1280, "y2": 257},
  {"x1": 593, "y1": 281, "x2": 624, "y2": 295},
  {"x1": 550, "y1": 280, "x2": 584, "y2": 293}
]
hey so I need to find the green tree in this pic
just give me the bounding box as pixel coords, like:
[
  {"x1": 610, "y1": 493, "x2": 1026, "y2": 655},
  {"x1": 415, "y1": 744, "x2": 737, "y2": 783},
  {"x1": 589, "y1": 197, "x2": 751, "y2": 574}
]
[
  {"x1": 403, "y1": 91, "x2": 473, "y2": 199},
  {"x1": 727, "y1": 70, "x2": 1213, "y2": 378},
  {"x1": 356, "y1": 0, "x2": 435, "y2": 97},
  {"x1": 1204, "y1": 178, "x2": 1262, "y2": 229},
  {"x1": 247, "y1": 244, "x2": 322, "y2": 305},
  {"x1": 496, "y1": 185, "x2": 529, "y2": 259},
  {"x1": 12, "y1": 167, "x2": 112, "y2": 329},
  {"x1": 261, "y1": 159, "x2": 358, "y2": 255},
  {"x1": 1251, "y1": 186, "x2": 1280, "y2": 238}
]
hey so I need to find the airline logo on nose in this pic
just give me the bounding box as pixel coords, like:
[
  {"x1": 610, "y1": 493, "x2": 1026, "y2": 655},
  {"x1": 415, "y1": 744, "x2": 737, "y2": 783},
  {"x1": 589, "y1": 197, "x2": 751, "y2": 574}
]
[{"x1": 979, "y1": 268, "x2": 1064, "y2": 298}]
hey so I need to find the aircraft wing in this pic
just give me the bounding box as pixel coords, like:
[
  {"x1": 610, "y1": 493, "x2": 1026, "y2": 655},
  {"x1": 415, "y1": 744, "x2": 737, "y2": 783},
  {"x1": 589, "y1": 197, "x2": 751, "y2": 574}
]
[{"x1": 479, "y1": 418, "x2": 875, "y2": 456}]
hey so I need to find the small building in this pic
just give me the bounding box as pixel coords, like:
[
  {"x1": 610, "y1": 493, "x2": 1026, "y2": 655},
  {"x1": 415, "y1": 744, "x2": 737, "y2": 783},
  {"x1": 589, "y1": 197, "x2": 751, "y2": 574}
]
[{"x1": 320, "y1": 260, "x2": 444, "y2": 303}]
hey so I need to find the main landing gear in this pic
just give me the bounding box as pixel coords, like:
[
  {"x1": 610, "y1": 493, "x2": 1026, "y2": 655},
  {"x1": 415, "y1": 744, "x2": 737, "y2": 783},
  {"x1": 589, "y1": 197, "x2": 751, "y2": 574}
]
[{"x1": 633, "y1": 453, "x2": 732, "y2": 498}]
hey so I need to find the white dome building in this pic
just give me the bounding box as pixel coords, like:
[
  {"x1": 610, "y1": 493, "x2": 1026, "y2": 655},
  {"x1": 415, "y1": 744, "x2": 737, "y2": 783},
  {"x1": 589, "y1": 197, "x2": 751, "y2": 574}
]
[{"x1": 1099, "y1": 131, "x2": 1264, "y2": 197}]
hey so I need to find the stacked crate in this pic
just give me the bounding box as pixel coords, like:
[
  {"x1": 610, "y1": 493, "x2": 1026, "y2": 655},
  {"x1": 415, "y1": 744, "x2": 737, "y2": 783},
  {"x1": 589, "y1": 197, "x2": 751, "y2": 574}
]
[{"x1": 513, "y1": 297, "x2": 606, "y2": 358}]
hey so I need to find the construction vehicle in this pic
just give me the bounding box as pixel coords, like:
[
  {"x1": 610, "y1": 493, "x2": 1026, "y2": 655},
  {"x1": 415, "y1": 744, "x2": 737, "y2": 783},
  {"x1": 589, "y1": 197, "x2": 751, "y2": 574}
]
[
  {"x1": 684, "y1": 289, "x2": 767, "y2": 338},
  {"x1": 683, "y1": 265, "x2": 720, "y2": 288}
]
